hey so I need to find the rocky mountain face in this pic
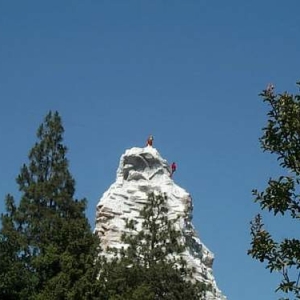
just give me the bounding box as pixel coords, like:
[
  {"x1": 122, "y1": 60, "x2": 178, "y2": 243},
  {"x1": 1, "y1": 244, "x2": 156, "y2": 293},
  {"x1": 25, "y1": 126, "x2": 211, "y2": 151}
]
[{"x1": 95, "y1": 146, "x2": 226, "y2": 300}]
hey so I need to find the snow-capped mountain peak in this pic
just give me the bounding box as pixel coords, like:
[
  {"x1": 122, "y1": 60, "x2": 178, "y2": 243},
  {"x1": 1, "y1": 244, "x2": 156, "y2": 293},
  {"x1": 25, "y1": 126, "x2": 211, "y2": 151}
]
[{"x1": 95, "y1": 146, "x2": 226, "y2": 300}]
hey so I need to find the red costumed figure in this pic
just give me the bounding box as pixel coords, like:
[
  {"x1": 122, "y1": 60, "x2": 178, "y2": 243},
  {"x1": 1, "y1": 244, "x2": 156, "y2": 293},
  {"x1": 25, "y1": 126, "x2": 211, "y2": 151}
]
[
  {"x1": 171, "y1": 162, "x2": 177, "y2": 177},
  {"x1": 147, "y1": 135, "x2": 154, "y2": 146}
]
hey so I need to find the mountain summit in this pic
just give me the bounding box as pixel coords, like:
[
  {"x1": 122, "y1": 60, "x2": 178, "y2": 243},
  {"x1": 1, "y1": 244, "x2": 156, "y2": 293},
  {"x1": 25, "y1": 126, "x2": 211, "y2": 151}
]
[{"x1": 95, "y1": 146, "x2": 226, "y2": 300}]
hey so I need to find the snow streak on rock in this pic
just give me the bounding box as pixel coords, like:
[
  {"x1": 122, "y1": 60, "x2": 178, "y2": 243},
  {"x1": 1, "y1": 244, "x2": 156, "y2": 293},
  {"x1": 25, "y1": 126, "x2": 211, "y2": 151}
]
[{"x1": 95, "y1": 146, "x2": 226, "y2": 300}]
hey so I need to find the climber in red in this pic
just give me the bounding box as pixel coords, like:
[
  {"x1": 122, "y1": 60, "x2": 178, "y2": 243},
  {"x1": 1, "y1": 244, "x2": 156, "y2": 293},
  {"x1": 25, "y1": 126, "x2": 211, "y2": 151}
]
[
  {"x1": 171, "y1": 162, "x2": 177, "y2": 177},
  {"x1": 146, "y1": 135, "x2": 154, "y2": 147}
]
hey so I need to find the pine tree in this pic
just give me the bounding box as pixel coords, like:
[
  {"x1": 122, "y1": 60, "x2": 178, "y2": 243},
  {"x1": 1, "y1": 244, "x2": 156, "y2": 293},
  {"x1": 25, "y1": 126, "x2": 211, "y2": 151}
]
[
  {"x1": 0, "y1": 111, "x2": 100, "y2": 300},
  {"x1": 101, "y1": 192, "x2": 207, "y2": 300},
  {"x1": 0, "y1": 194, "x2": 34, "y2": 299}
]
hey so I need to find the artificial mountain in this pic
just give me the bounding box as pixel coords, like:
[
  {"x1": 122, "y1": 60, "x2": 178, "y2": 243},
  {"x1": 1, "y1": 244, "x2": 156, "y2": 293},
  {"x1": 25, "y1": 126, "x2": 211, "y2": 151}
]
[{"x1": 95, "y1": 145, "x2": 226, "y2": 300}]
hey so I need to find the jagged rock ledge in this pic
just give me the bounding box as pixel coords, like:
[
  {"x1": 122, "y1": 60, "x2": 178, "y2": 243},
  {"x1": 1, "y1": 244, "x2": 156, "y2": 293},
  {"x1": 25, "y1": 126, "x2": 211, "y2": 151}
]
[{"x1": 95, "y1": 146, "x2": 226, "y2": 300}]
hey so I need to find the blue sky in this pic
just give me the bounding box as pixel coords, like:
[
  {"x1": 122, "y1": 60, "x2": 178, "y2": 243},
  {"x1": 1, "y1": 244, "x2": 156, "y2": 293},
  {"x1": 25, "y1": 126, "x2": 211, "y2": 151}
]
[{"x1": 1, "y1": 1, "x2": 300, "y2": 299}]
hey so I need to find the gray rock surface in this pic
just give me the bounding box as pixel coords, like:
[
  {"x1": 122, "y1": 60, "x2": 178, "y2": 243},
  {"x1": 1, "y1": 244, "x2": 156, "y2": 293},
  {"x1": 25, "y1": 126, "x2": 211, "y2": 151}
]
[{"x1": 95, "y1": 146, "x2": 226, "y2": 300}]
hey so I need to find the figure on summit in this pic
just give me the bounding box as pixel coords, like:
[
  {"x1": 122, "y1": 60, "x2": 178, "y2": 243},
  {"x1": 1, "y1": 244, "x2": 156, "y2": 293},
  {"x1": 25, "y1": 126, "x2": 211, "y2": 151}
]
[
  {"x1": 147, "y1": 135, "x2": 154, "y2": 147},
  {"x1": 171, "y1": 162, "x2": 177, "y2": 177}
]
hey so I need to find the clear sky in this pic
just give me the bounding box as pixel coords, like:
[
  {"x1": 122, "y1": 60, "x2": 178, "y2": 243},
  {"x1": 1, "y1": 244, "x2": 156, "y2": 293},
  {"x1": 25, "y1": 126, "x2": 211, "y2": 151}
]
[{"x1": 1, "y1": 1, "x2": 300, "y2": 299}]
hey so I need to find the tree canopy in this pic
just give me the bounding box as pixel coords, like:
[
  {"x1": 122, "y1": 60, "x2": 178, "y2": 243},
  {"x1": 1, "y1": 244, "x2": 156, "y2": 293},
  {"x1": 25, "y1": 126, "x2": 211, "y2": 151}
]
[
  {"x1": 248, "y1": 82, "x2": 300, "y2": 299},
  {"x1": 0, "y1": 111, "x2": 100, "y2": 300}
]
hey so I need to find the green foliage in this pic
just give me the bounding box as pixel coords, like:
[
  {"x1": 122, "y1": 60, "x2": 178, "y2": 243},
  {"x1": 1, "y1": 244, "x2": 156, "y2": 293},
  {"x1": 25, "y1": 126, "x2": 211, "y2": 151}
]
[
  {"x1": 0, "y1": 195, "x2": 34, "y2": 299},
  {"x1": 249, "y1": 83, "x2": 300, "y2": 299},
  {"x1": 101, "y1": 192, "x2": 207, "y2": 300},
  {"x1": 0, "y1": 111, "x2": 100, "y2": 300}
]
